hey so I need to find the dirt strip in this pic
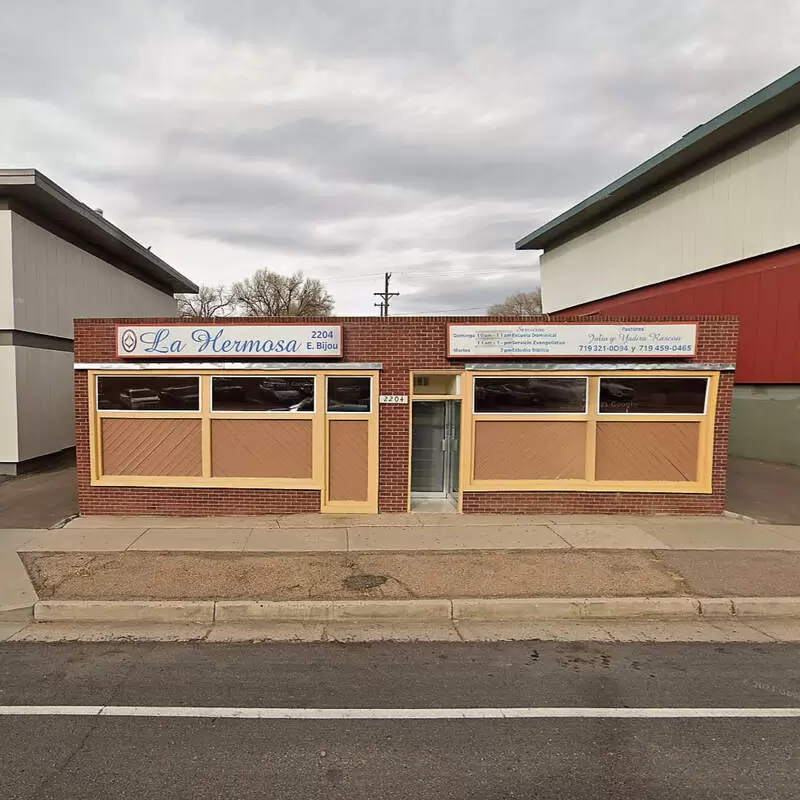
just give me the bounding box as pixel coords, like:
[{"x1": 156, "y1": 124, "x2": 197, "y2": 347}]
[
  {"x1": 21, "y1": 550, "x2": 674, "y2": 601},
  {"x1": 21, "y1": 549, "x2": 800, "y2": 602}
]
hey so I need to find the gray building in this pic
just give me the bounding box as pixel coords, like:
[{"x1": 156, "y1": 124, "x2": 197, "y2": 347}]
[{"x1": 0, "y1": 169, "x2": 197, "y2": 474}]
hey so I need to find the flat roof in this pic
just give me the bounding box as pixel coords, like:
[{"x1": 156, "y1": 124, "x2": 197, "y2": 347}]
[
  {"x1": 0, "y1": 169, "x2": 198, "y2": 293},
  {"x1": 516, "y1": 65, "x2": 800, "y2": 252}
]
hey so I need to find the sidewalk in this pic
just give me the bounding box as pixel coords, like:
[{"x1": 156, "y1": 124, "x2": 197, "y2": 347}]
[
  {"x1": 33, "y1": 511, "x2": 800, "y2": 550},
  {"x1": 4, "y1": 513, "x2": 800, "y2": 642}
]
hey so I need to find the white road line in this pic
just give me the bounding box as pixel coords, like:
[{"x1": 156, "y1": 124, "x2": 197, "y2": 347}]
[{"x1": 1, "y1": 706, "x2": 800, "y2": 719}]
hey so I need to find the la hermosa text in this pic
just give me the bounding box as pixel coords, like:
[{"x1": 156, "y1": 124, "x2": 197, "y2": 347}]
[{"x1": 136, "y1": 328, "x2": 338, "y2": 354}]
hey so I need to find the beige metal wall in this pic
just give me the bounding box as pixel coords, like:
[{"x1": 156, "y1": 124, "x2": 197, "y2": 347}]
[
  {"x1": 10, "y1": 212, "x2": 177, "y2": 338},
  {"x1": 0, "y1": 211, "x2": 12, "y2": 328},
  {"x1": 0, "y1": 348, "x2": 18, "y2": 464},
  {"x1": 5, "y1": 211, "x2": 179, "y2": 466},
  {"x1": 540, "y1": 121, "x2": 800, "y2": 312},
  {"x1": 14, "y1": 346, "x2": 76, "y2": 461}
]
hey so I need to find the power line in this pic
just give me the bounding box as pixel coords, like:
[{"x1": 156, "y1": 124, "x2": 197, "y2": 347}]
[
  {"x1": 323, "y1": 266, "x2": 520, "y2": 285},
  {"x1": 373, "y1": 272, "x2": 400, "y2": 317}
]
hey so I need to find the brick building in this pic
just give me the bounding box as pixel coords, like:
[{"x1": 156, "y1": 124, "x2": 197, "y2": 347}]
[{"x1": 73, "y1": 315, "x2": 737, "y2": 517}]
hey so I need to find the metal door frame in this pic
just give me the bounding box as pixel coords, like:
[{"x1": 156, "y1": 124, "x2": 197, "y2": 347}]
[{"x1": 444, "y1": 399, "x2": 461, "y2": 501}]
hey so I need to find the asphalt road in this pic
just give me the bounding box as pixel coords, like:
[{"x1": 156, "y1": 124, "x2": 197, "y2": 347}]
[
  {"x1": 0, "y1": 464, "x2": 77, "y2": 528},
  {"x1": 1, "y1": 641, "x2": 799, "y2": 799}
]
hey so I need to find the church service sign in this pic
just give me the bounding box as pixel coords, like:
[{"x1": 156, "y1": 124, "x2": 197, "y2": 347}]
[
  {"x1": 447, "y1": 323, "x2": 697, "y2": 358},
  {"x1": 116, "y1": 324, "x2": 343, "y2": 358}
]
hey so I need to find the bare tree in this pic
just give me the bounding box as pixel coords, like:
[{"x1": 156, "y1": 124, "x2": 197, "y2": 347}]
[
  {"x1": 487, "y1": 289, "x2": 543, "y2": 316},
  {"x1": 231, "y1": 269, "x2": 335, "y2": 317},
  {"x1": 176, "y1": 285, "x2": 234, "y2": 317}
]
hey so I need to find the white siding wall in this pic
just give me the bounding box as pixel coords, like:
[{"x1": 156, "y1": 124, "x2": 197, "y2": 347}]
[
  {"x1": 0, "y1": 211, "x2": 13, "y2": 328},
  {"x1": 0, "y1": 347, "x2": 18, "y2": 464},
  {"x1": 541, "y1": 121, "x2": 800, "y2": 312},
  {"x1": 10, "y1": 212, "x2": 177, "y2": 338},
  {"x1": 14, "y1": 346, "x2": 76, "y2": 461},
  {"x1": 4, "y1": 210, "x2": 181, "y2": 465}
]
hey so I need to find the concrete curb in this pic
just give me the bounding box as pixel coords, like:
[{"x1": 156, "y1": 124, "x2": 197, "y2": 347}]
[
  {"x1": 35, "y1": 600, "x2": 215, "y2": 624},
  {"x1": 29, "y1": 596, "x2": 800, "y2": 624},
  {"x1": 216, "y1": 600, "x2": 332, "y2": 622},
  {"x1": 733, "y1": 597, "x2": 800, "y2": 617},
  {"x1": 214, "y1": 600, "x2": 453, "y2": 622}
]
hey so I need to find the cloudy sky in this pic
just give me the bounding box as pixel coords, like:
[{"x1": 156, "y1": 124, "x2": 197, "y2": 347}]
[{"x1": 2, "y1": 1, "x2": 799, "y2": 314}]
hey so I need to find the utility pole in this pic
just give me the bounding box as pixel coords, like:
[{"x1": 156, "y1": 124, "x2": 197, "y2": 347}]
[{"x1": 373, "y1": 272, "x2": 399, "y2": 317}]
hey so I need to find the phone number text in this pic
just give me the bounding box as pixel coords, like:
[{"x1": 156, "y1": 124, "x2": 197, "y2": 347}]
[{"x1": 575, "y1": 344, "x2": 694, "y2": 353}]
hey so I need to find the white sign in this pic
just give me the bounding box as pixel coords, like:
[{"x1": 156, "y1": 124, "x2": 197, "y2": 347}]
[
  {"x1": 448, "y1": 323, "x2": 697, "y2": 358},
  {"x1": 116, "y1": 324, "x2": 343, "y2": 358},
  {"x1": 379, "y1": 395, "x2": 409, "y2": 404}
]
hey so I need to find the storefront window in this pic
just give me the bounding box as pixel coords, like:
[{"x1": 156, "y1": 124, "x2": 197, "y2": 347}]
[
  {"x1": 327, "y1": 377, "x2": 371, "y2": 412},
  {"x1": 97, "y1": 376, "x2": 200, "y2": 411},
  {"x1": 474, "y1": 377, "x2": 587, "y2": 414},
  {"x1": 211, "y1": 376, "x2": 315, "y2": 412},
  {"x1": 598, "y1": 377, "x2": 708, "y2": 414}
]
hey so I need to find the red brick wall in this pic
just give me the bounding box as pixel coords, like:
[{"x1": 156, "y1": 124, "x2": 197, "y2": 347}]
[{"x1": 74, "y1": 315, "x2": 738, "y2": 516}]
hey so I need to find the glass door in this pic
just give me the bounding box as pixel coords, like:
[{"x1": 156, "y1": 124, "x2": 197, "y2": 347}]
[{"x1": 410, "y1": 401, "x2": 446, "y2": 494}]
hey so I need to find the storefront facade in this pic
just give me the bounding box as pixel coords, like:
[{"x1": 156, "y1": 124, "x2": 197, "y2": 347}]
[{"x1": 73, "y1": 316, "x2": 737, "y2": 516}]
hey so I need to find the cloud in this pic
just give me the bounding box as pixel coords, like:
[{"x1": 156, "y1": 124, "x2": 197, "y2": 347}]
[
  {"x1": 392, "y1": 267, "x2": 540, "y2": 316},
  {"x1": 1, "y1": 0, "x2": 799, "y2": 313}
]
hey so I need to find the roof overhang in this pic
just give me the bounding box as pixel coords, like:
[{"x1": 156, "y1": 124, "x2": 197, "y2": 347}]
[
  {"x1": 0, "y1": 169, "x2": 198, "y2": 293},
  {"x1": 516, "y1": 65, "x2": 800, "y2": 252}
]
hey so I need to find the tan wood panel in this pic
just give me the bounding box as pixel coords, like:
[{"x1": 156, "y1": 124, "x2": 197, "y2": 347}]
[
  {"x1": 473, "y1": 420, "x2": 587, "y2": 481},
  {"x1": 101, "y1": 418, "x2": 202, "y2": 476},
  {"x1": 596, "y1": 421, "x2": 700, "y2": 482},
  {"x1": 328, "y1": 419, "x2": 369, "y2": 501},
  {"x1": 211, "y1": 419, "x2": 313, "y2": 478}
]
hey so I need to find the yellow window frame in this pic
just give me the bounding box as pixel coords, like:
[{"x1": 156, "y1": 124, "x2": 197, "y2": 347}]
[
  {"x1": 461, "y1": 370, "x2": 720, "y2": 494},
  {"x1": 88, "y1": 368, "x2": 379, "y2": 509}
]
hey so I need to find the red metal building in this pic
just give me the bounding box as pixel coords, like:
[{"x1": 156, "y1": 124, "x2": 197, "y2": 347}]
[
  {"x1": 560, "y1": 244, "x2": 800, "y2": 385},
  {"x1": 515, "y1": 67, "x2": 800, "y2": 466},
  {"x1": 554, "y1": 246, "x2": 800, "y2": 467}
]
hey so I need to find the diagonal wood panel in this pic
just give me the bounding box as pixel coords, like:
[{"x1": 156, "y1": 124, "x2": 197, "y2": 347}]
[
  {"x1": 474, "y1": 421, "x2": 586, "y2": 480},
  {"x1": 328, "y1": 419, "x2": 369, "y2": 501},
  {"x1": 596, "y1": 421, "x2": 700, "y2": 482},
  {"x1": 101, "y1": 418, "x2": 202, "y2": 476},
  {"x1": 211, "y1": 419, "x2": 313, "y2": 478}
]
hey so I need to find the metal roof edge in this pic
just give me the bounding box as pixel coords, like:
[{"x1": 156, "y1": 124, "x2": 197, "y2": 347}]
[
  {"x1": 0, "y1": 169, "x2": 199, "y2": 294},
  {"x1": 0, "y1": 168, "x2": 37, "y2": 185},
  {"x1": 516, "y1": 65, "x2": 800, "y2": 252}
]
